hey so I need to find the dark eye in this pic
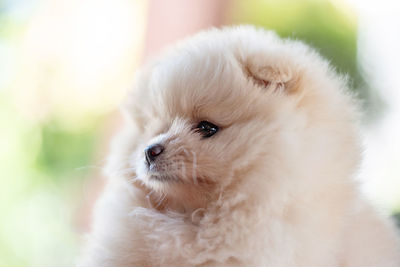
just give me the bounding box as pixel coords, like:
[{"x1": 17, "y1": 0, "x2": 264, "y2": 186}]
[{"x1": 196, "y1": 121, "x2": 219, "y2": 138}]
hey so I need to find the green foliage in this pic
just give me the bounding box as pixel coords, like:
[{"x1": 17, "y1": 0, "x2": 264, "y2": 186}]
[
  {"x1": 394, "y1": 213, "x2": 400, "y2": 229},
  {"x1": 0, "y1": 94, "x2": 102, "y2": 266},
  {"x1": 35, "y1": 120, "x2": 100, "y2": 182}
]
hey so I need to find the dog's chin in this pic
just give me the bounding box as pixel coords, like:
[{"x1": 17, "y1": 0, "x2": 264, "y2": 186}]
[
  {"x1": 135, "y1": 161, "x2": 180, "y2": 192},
  {"x1": 134, "y1": 160, "x2": 219, "y2": 212},
  {"x1": 148, "y1": 173, "x2": 179, "y2": 183}
]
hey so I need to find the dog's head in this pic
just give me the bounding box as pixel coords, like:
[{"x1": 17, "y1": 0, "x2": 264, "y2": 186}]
[{"x1": 112, "y1": 26, "x2": 361, "y2": 211}]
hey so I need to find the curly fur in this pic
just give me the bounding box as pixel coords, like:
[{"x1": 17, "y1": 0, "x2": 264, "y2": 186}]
[{"x1": 78, "y1": 26, "x2": 400, "y2": 267}]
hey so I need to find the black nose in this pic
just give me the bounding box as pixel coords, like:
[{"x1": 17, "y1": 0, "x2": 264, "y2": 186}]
[{"x1": 145, "y1": 144, "x2": 164, "y2": 164}]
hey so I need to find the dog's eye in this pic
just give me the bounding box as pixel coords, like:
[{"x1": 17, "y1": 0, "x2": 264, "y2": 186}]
[{"x1": 196, "y1": 121, "x2": 219, "y2": 138}]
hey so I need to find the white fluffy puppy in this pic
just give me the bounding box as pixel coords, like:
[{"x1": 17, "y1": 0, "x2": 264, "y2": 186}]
[{"x1": 78, "y1": 26, "x2": 400, "y2": 267}]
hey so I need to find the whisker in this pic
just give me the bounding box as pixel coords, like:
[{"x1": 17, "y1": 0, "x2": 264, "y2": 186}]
[
  {"x1": 191, "y1": 150, "x2": 198, "y2": 185},
  {"x1": 145, "y1": 190, "x2": 155, "y2": 207},
  {"x1": 107, "y1": 166, "x2": 137, "y2": 178},
  {"x1": 155, "y1": 193, "x2": 167, "y2": 209},
  {"x1": 182, "y1": 147, "x2": 199, "y2": 185},
  {"x1": 74, "y1": 165, "x2": 103, "y2": 171},
  {"x1": 178, "y1": 156, "x2": 187, "y2": 181},
  {"x1": 128, "y1": 176, "x2": 141, "y2": 184}
]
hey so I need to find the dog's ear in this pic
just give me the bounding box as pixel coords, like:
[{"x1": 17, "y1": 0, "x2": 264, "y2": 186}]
[{"x1": 242, "y1": 54, "x2": 302, "y2": 94}]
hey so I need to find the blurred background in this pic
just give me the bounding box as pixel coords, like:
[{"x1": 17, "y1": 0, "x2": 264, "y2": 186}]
[{"x1": 0, "y1": 0, "x2": 399, "y2": 266}]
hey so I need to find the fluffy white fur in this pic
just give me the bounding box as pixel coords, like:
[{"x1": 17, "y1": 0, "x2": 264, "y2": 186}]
[{"x1": 78, "y1": 26, "x2": 400, "y2": 266}]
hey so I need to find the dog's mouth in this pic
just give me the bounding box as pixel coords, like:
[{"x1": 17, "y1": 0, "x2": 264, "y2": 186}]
[
  {"x1": 146, "y1": 161, "x2": 168, "y2": 174},
  {"x1": 145, "y1": 160, "x2": 156, "y2": 171},
  {"x1": 149, "y1": 174, "x2": 178, "y2": 182},
  {"x1": 146, "y1": 162, "x2": 179, "y2": 183}
]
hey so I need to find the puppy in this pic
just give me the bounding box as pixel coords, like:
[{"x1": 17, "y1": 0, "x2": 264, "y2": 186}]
[{"x1": 78, "y1": 26, "x2": 400, "y2": 266}]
